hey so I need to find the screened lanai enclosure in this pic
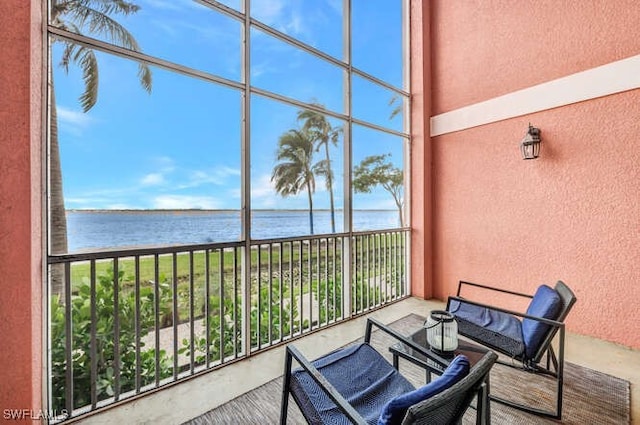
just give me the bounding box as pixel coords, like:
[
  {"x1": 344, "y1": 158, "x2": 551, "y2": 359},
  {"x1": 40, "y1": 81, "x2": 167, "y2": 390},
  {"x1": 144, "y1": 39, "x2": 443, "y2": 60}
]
[{"x1": 46, "y1": 0, "x2": 410, "y2": 420}]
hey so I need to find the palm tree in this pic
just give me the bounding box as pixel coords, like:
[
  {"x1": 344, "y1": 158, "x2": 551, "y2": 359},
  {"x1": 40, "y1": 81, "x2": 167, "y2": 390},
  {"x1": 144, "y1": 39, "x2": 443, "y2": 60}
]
[
  {"x1": 271, "y1": 130, "x2": 318, "y2": 234},
  {"x1": 297, "y1": 104, "x2": 341, "y2": 233},
  {"x1": 49, "y1": 0, "x2": 152, "y2": 300}
]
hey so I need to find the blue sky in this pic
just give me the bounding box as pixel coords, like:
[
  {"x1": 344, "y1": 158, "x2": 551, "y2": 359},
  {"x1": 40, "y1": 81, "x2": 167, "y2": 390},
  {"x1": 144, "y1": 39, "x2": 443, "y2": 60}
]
[{"x1": 53, "y1": 0, "x2": 405, "y2": 212}]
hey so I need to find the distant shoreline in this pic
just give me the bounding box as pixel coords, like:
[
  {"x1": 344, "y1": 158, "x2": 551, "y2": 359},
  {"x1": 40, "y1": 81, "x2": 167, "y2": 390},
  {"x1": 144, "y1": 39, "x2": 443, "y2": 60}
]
[
  {"x1": 65, "y1": 209, "x2": 400, "y2": 251},
  {"x1": 67, "y1": 208, "x2": 396, "y2": 213}
]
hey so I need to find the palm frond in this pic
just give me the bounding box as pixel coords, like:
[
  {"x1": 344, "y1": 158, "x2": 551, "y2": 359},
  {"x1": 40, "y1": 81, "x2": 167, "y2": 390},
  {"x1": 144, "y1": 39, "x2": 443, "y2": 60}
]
[
  {"x1": 138, "y1": 64, "x2": 152, "y2": 93},
  {"x1": 272, "y1": 129, "x2": 316, "y2": 199},
  {"x1": 84, "y1": 0, "x2": 141, "y2": 16},
  {"x1": 74, "y1": 47, "x2": 99, "y2": 111},
  {"x1": 55, "y1": 0, "x2": 153, "y2": 101},
  {"x1": 64, "y1": 4, "x2": 141, "y2": 50},
  {"x1": 297, "y1": 104, "x2": 341, "y2": 149},
  {"x1": 59, "y1": 40, "x2": 79, "y2": 73}
]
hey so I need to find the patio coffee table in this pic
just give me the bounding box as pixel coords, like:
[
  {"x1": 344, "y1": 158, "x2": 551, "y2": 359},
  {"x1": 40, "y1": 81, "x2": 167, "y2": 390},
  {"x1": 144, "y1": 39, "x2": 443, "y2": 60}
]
[{"x1": 389, "y1": 328, "x2": 493, "y2": 425}]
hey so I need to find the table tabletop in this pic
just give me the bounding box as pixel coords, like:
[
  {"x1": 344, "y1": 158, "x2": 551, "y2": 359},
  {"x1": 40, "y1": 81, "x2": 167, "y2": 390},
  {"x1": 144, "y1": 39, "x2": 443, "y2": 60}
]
[{"x1": 390, "y1": 327, "x2": 490, "y2": 372}]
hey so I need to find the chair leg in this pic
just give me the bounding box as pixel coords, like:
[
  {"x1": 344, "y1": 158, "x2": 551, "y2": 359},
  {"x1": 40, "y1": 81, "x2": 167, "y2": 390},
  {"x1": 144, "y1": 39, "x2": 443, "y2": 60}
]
[
  {"x1": 280, "y1": 348, "x2": 293, "y2": 425},
  {"x1": 475, "y1": 386, "x2": 484, "y2": 425},
  {"x1": 487, "y1": 327, "x2": 565, "y2": 420},
  {"x1": 474, "y1": 377, "x2": 491, "y2": 425},
  {"x1": 484, "y1": 376, "x2": 491, "y2": 425},
  {"x1": 555, "y1": 326, "x2": 565, "y2": 419}
]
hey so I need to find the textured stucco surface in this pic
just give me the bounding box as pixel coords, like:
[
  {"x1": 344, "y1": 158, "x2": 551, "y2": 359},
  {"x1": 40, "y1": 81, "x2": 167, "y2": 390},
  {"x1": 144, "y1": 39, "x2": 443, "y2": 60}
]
[
  {"x1": 0, "y1": 0, "x2": 43, "y2": 418},
  {"x1": 431, "y1": 91, "x2": 640, "y2": 349},
  {"x1": 430, "y1": 0, "x2": 640, "y2": 114},
  {"x1": 423, "y1": 0, "x2": 640, "y2": 350},
  {"x1": 409, "y1": 0, "x2": 432, "y2": 299}
]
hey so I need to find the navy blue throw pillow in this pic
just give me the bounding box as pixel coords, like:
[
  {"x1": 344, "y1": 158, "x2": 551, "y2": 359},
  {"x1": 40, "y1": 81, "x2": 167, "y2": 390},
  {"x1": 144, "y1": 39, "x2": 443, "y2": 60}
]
[{"x1": 377, "y1": 354, "x2": 470, "y2": 425}]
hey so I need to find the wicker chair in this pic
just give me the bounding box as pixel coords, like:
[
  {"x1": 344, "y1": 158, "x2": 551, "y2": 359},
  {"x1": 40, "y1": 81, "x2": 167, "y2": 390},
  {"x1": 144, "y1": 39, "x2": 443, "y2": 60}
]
[
  {"x1": 446, "y1": 280, "x2": 577, "y2": 419},
  {"x1": 280, "y1": 318, "x2": 498, "y2": 425}
]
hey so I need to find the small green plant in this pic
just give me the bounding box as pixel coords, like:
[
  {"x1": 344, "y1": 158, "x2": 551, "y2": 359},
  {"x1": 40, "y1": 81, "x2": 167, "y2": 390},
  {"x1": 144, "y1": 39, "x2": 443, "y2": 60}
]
[
  {"x1": 351, "y1": 273, "x2": 382, "y2": 312},
  {"x1": 180, "y1": 277, "x2": 306, "y2": 362},
  {"x1": 51, "y1": 268, "x2": 172, "y2": 411},
  {"x1": 179, "y1": 295, "x2": 241, "y2": 364},
  {"x1": 251, "y1": 282, "x2": 297, "y2": 347},
  {"x1": 313, "y1": 277, "x2": 343, "y2": 323}
]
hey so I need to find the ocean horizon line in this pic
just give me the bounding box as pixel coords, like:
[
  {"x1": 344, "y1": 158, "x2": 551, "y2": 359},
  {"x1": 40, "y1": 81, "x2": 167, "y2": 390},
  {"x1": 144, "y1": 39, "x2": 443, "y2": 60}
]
[
  {"x1": 66, "y1": 209, "x2": 400, "y2": 251},
  {"x1": 67, "y1": 208, "x2": 397, "y2": 213}
]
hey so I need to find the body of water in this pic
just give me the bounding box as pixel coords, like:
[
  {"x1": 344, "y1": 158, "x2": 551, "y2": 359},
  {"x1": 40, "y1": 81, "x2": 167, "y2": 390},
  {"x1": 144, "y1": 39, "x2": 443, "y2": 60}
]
[{"x1": 66, "y1": 209, "x2": 400, "y2": 252}]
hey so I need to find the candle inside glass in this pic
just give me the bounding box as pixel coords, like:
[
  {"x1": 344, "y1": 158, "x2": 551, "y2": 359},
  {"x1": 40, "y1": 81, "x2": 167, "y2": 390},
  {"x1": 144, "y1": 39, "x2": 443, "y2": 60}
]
[
  {"x1": 425, "y1": 310, "x2": 458, "y2": 353},
  {"x1": 427, "y1": 331, "x2": 458, "y2": 351}
]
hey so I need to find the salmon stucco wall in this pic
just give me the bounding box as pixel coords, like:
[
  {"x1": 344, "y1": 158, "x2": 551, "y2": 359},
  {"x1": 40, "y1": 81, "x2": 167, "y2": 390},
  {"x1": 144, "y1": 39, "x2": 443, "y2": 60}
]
[
  {"x1": 409, "y1": 0, "x2": 432, "y2": 299},
  {"x1": 424, "y1": 1, "x2": 640, "y2": 349},
  {"x1": 0, "y1": 1, "x2": 43, "y2": 420},
  {"x1": 430, "y1": 0, "x2": 640, "y2": 114}
]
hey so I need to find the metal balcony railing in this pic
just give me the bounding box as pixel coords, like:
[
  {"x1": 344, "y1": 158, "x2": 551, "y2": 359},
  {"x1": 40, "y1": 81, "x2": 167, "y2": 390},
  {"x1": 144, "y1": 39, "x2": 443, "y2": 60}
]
[{"x1": 47, "y1": 228, "x2": 409, "y2": 421}]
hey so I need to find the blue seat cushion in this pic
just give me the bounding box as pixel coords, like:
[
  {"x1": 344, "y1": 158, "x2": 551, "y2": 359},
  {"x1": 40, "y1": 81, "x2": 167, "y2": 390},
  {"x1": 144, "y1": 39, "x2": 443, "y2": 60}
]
[
  {"x1": 522, "y1": 285, "x2": 562, "y2": 358},
  {"x1": 449, "y1": 299, "x2": 525, "y2": 357},
  {"x1": 290, "y1": 343, "x2": 415, "y2": 425},
  {"x1": 377, "y1": 354, "x2": 470, "y2": 425}
]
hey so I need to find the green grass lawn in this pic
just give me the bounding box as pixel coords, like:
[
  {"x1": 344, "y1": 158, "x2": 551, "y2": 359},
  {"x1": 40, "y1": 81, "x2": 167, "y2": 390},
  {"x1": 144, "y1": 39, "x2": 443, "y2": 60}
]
[{"x1": 61, "y1": 234, "x2": 404, "y2": 323}]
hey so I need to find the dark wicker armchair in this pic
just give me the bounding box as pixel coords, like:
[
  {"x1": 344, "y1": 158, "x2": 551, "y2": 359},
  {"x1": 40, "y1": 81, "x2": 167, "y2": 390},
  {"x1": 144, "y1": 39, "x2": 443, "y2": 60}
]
[
  {"x1": 446, "y1": 280, "x2": 577, "y2": 419},
  {"x1": 280, "y1": 318, "x2": 498, "y2": 424}
]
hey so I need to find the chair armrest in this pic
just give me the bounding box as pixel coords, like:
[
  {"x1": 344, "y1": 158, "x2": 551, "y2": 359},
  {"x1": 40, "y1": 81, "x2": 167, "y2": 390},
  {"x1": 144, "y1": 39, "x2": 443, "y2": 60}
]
[
  {"x1": 447, "y1": 296, "x2": 565, "y2": 328},
  {"x1": 457, "y1": 280, "x2": 534, "y2": 299},
  {"x1": 285, "y1": 344, "x2": 368, "y2": 425},
  {"x1": 365, "y1": 318, "x2": 449, "y2": 368}
]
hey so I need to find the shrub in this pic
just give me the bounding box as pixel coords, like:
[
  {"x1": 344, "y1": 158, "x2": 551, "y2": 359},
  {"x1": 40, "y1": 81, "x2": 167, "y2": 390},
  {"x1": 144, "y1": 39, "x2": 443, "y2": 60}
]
[{"x1": 51, "y1": 268, "x2": 172, "y2": 411}]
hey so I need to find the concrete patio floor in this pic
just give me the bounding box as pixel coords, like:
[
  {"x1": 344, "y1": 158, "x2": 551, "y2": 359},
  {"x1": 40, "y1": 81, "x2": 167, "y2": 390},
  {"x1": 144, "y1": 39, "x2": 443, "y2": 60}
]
[
  {"x1": 183, "y1": 297, "x2": 640, "y2": 424},
  {"x1": 78, "y1": 297, "x2": 639, "y2": 424}
]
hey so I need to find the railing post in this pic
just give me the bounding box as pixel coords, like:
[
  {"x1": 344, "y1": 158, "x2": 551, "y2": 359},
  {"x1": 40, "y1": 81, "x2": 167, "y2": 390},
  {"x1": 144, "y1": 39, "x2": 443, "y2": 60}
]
[
  {"x1": 240, "y1": 0, "x2": 252, "y2": 359},
  {"x1": 241, "y1": 241, "x2": 251, "y2": 357},
  {"x1": 342, "y1": 235, "x2": 352, "y2": 319},
  {"x1": 342, "y1": 0, "x2": 353, "y2": 321}
]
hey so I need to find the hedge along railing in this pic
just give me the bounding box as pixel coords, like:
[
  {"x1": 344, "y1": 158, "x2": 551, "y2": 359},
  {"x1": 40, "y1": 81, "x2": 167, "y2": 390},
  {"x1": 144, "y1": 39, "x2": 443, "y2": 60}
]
[{"x1": 47, "y1": 228, "x2": 409, "y2": 421}]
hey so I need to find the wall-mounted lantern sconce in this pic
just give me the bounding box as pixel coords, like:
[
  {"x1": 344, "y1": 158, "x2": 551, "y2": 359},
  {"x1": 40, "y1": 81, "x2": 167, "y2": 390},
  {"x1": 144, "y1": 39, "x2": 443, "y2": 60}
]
[{"x1": 520, "y1": 124, "x2": 541, "y2": 160}]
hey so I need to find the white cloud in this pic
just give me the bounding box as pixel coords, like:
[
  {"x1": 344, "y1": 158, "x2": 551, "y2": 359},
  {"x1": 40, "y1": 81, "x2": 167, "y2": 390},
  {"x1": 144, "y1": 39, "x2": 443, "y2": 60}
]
[
  {"x1": 56, "y1": 106, "x2": 94, "y2": 136},
  {"x1": 139, "y1": 0, "x2": 201, "y2": 12},
  {"x1": 252, "y1": 0, "x2": 306, "y2": 37},
  {"x1": 152, "y1": 156, "x2": 176, "y2": 171},
  {"x1": 251, "y1": 173, "x2": 313, "y2": 209},
  {"x1": 149, "y1": 19, "x2": 179, "y2": 37},
  {"x1": 65, "y1": 197, "x2": 110, "y2": 208},
  {"x1": 251, "y1": 61, "x2": 275, "y2": 79},
  {"x1": 250, "y1": 173, "x2": 281, "y2": 208},
  {"x1": 179, "y1": 166, "x2": 240, "y2": 189},
  {"x1": 251, "y1": 173, "x2": 277, "y2": 199},
  {"x1": 105, "y1": 203, "x2": 137, "y2": 210},
  {"x1": 135, "y1": 157, "x2": 175, "y2": 187},
  {"x1": 140, "y1": 173, "x2": 165, "y2": 186},
  {"x1": 152, "y1": 195, "x2": 222, "y2": 209},
  {"x1": 56, "y1": 106, "x2": 91, "y2": 125},
  {"x1": 252, "y1": 0, "x2": 285, "y2": 23},
  {"x1": 284, "y1": 13, "x2": 303, "y2": 35},
  {"x1": 353, "y1": 195, "x2": 397, "y2": 211}
]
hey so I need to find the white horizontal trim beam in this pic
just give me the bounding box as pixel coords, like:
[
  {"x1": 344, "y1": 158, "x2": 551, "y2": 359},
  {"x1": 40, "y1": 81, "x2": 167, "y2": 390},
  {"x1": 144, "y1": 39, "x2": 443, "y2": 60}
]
[{"x1": 431, "y1": 54, "x2": 640, "y2": 136}]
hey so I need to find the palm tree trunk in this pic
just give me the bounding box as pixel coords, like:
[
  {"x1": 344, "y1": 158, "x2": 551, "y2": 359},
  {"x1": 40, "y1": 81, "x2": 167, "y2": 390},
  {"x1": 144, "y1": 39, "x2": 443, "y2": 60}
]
[
  {"x1": 307, "y1": 184, "x2": 314, "y2": 235},
  {"x1": 49, "y1": 73, "x2": 69, "y2": 302},
  {"x1": 323, "y1": 142, "x2": 336, "y2": 233}
]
